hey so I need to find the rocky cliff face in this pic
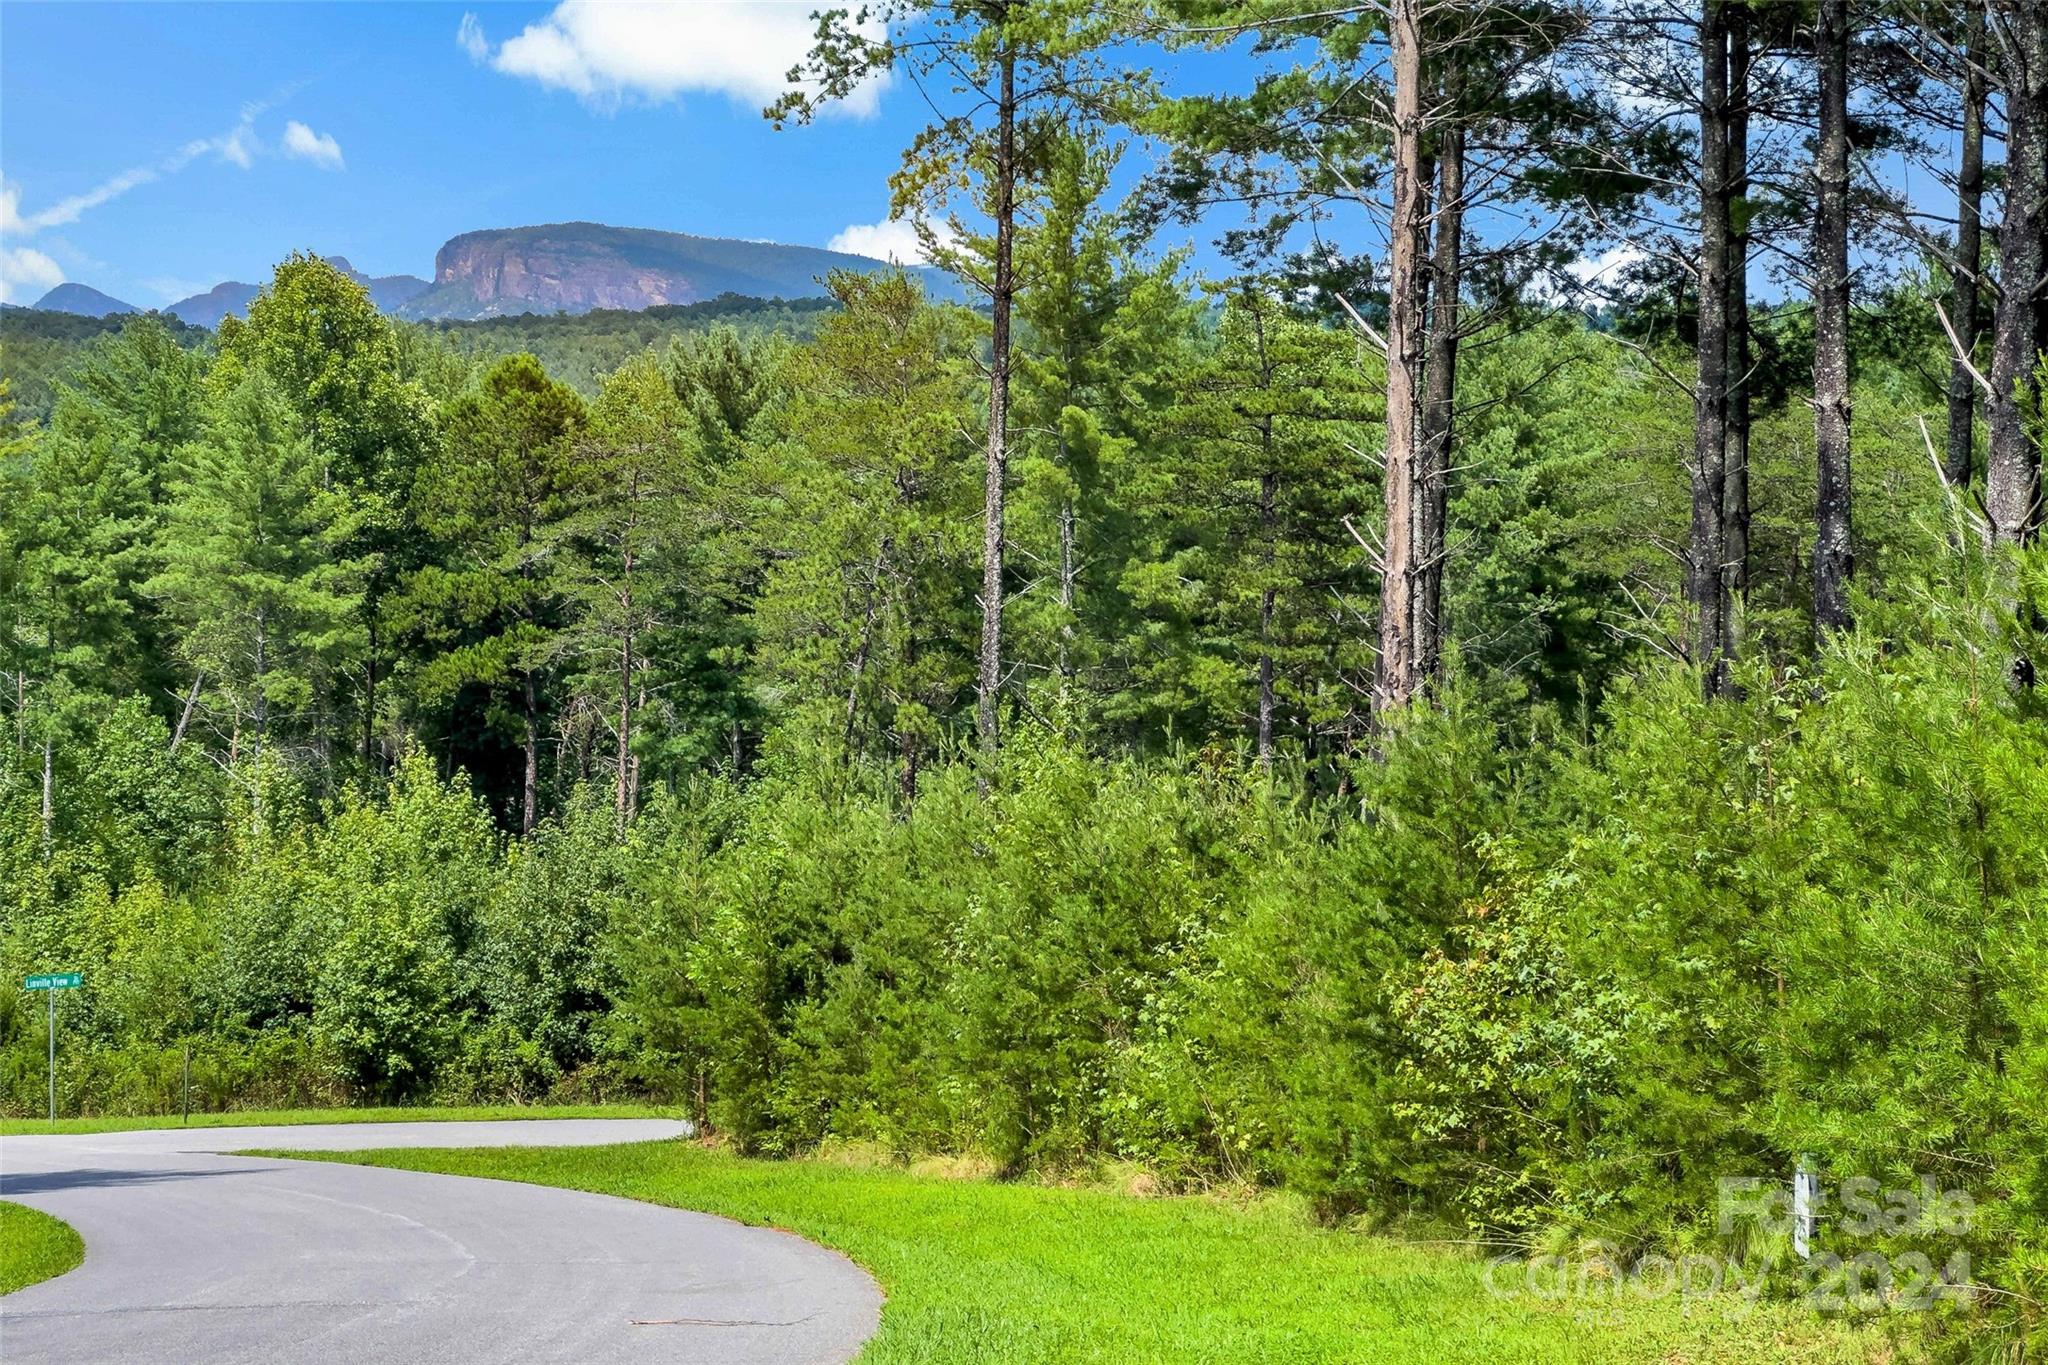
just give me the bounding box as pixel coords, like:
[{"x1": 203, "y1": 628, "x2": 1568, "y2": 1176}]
[
  {"x1": 396, "y1": 222, "x2": 961, "y2": 321},
  {"x1": 117, "y1": 223, "x2": 963, "y2": 330},
  {"x1": 427, "y1": 228, "x2": 699, "y2": 315}
]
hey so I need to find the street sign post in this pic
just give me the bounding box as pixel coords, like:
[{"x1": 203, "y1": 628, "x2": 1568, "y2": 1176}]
[{"x1": 25, "y1": 972, "x2": 82, "y2": 1123}]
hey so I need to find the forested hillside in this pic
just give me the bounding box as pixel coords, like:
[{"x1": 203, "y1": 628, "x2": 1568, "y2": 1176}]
[
  {"x1": 0, "y1": 307, "x2": 211, "y2": 422},
  {"x1": 4, "y1": 1, "x2": 2044, "y2": 1357},
  {"x1": 406, "y1": 293, "x2": 840, "y2": 394},
  {"x1": 0, "y1": 294, "x2": 838, "y2": 422}
]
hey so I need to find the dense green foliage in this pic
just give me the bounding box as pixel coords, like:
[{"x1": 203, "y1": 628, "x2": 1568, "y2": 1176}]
[
  {"x1": 405, "y1": 294, "x2": 838, "y2": 396},
  {"x1": 0, "y1": 294, "x2": 836, "y2": 426},
  {"x1": 304, "y1": 1140, "x2": 1885, "y2": 1365},
  {"x1": 0, "y1": 307, "x2": 210, "y2": 423},
  {"x1": 3, "y1": 235, "x2": 2043, "y2": 1357}
]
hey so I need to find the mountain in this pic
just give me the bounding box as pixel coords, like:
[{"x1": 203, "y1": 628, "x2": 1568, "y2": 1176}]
[
  {"x1": 327, "y1": 256, "x2": 432, "y2": 313},
  {"x1": 152, "y1": 225, "x2": 958, "y2": 328},
  {"x1": 32, "y1": 283, "x2": 139, "y2": 317},
  {"x1": 394, "y1": 222, "x2": 961, "y2": 321},
  {"x1": 166, "y1": 256, "x2": 429, "y2": 327},
  {"x1": 164, "y1": 280, "x2": 259, "y2": 328}
]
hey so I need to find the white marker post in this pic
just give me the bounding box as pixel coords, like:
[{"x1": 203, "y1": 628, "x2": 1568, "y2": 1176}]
[
  {"x1": 1792, "y1": 1159, "x2": 1817, "y2": 1260},
  {"x1": 24, "y1": 972, "x2": 83, "y2": 1123}
]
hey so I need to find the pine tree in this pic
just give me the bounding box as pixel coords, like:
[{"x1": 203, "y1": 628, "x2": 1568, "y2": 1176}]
[
  {"x1": 147, "y1": 372, "x2": 366, "y2": 774},
  {"x1": 553, "y1": 354, "x2": 699, "y2": 828},
  {"x1": 1115, "y1": 291, "x2": 1378, "y2": 758},
  {"x1": 394, "y1": 353, "x2": 585, "y2": 832},
  {"x1": 741, "y1": 271, "x2": 982, "y2": 796}
]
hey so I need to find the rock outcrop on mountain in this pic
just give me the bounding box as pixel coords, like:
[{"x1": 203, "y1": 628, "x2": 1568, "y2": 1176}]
[
  {"x1": 100, "y1": 224, "x2": 956, "y2": 330},
  {"x1": 394, "y1": 222, "x2": 955, "y2": 320}
]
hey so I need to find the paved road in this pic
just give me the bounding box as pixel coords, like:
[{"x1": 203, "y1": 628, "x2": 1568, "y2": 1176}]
[{"x1": 0, "y1": 1120, "x2": 881, "y2": 1364}]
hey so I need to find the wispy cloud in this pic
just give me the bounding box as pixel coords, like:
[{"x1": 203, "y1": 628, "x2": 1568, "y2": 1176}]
[
  {"x1": 4, "y1": 102, "x2": 273, "y2": 240},
  {"x1": 0, "y1": 245, "x2": 66, "y2": 304},
  {"x1": 282, "y1": 121, "x2": 345, "y2": 170},
  {"x1": 457, "y1": 12, "x2": 489, "y2": 63}
]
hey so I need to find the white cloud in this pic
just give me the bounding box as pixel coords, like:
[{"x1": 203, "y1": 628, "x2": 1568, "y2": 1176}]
[
  {"x1": 457, "y1": 12, "x2": 489, "y2": 62},
  {"x1": 828, "y1": 217, "x2": 945, "y2": 265},
  {"x1": 5, "y1": 107, "x2": 266, "y2": 248},
  {"x1": 1529, "y1": 243, "x2": 1648, "y2": 305},
  {"x1": 218, "y1": 124, "x2": 257, "y2": 170},
  {"x1": 1, "y1": 246, "x2": 65, "y2": 304},
  {"x1": 8, "y1": 163, "x2": 164, "y2": 235},
  {"x1": 481, "y1": 1, "x2": 890, "y2": 115},
  {"x1": 1569, "y1": 244, "x2": 1646, "y2": 289},
  {"x1": 282, "y1": 121, "x2": 345, "y2": 170}
]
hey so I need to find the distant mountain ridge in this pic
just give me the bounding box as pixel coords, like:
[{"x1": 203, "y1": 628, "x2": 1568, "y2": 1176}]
[
  {"x1": 165, "y1": 256, "x2": 429, "y2": 327},
  {"x1": 396, "y1": 222, "x2": 959, "y2": 320},
  {"x1": 32, "y1": 283, "x2": 139, "y2": 317},
  {"x1": 39, "y1": 224, "x2": 955, "y2": 330}
]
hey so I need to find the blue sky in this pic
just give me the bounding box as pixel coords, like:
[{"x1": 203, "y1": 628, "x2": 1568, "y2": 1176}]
[{"x1": 1, "y1": 1, "x2": 1231, "y2": 307}]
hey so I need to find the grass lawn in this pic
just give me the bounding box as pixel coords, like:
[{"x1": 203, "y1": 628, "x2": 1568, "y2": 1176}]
[
  {"x1": 289, "y1": 1140, "x2": 1893, "y2": 1364},
  {"x1": 0, "y1": 1201, "x2": 85, "y2": 1295},
  {"x1": 0, "y1": 1102, "x2": 680, "y2": 1137}
]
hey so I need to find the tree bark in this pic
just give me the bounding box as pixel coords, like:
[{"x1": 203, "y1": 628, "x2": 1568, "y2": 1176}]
[
  {"x1": 253, "y1": 604, "x2": 268, "y2": 757},
  {"x1": 1376, "y1": 0, "x2": 1427, "y2": 716},
  {"x1": 1416, "y1": 117, "x2": 1463, "y2": 688},
  {"x1": 1988, "y1": 2, "x2": 2047, "y2": 545},
  {"x1": 1813, "y1": 0, "x2": 1855, "y2": 634},
  {"x1": 1725, "y1": 7, "x2": 1752, "y2": 605},
  {"x1": 521, "y1": 672, "x2": 539, "y2": 835},
  {"x1": 1258, "y1": 468, "x2": 1278, "y2": 768},
  {"x1": 976, "y1": 46, "x2": 1017, "y2": 759},
  {"x1": 616, "y1": 575, "x2": 635, "y2": 831},
  {"x1": 170, "y1": 671, "x2": 203, "y2": 755},
  {"x1": 40, "y1": 733, "x2": 53, "y2": 859},
  {"x1": 1691, "y1": 0, "x2": 1733, "y2": 693},
  {"x1": 1946, "y1": 4, "x2": 1988, "y2": 490},
  {"x1": 362, "y1": 624, "x2": 378, "y2": 772}
]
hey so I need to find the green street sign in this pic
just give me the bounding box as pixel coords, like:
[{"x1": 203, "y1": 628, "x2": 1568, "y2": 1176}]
[{"x1": 25, "y1": 972, "x2": 81, "y2": 990}]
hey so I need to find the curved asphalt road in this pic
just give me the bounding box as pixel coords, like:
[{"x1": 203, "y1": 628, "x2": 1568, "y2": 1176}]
[{"x1": 0, "y1": 1120, "x2": 881, "y2": 1364}]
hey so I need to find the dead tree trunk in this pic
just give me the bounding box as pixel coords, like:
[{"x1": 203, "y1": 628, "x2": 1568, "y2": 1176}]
[
  {"x1": 1258, "y1": 468, "x2": 1278, "y2": 767},
  {"x1": 40, "y1": 733, "x2": 53, "y2": 859},
  {"x1": 1691, "y1": 0, "x2": 1734, "y2": 693},
  {"x1": 170, "y1": 672, "x2": 203, "y2": 755},
  {"x1": 976, "y1": 46, "x2": 1018, "y2": 758},
  {"x1": 1813, "y1": 0, "x2": 1855, "y2": 633},
  {"x1": 1376, "y1": 0, "x2": 1427, "y2": 715},
  {"x1": 522, "y1": 673, "x2": 540, "y2": 835}
]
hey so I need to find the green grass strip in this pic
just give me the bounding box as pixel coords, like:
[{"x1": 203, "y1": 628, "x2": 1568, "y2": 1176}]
[
  {"x1": 0, "y1": 1201, "x2": 85, "y2": 1296},
  {"x1": 283, "y1": 1140, "x2": 1891, "y2": 1364}
]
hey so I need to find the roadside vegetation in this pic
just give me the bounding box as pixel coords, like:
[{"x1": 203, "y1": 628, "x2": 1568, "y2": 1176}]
[
  {"x1": 296, "y1": 1139, "x2": 1889, "y2": 1364},
  {"x1": 0, "y1": 1200, "x2": 85, "y2": 1295}
]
